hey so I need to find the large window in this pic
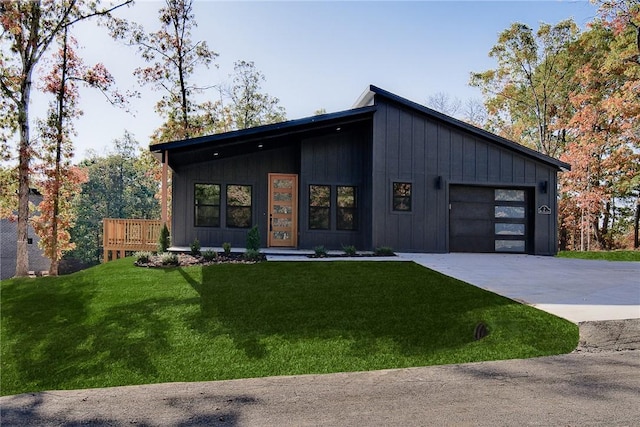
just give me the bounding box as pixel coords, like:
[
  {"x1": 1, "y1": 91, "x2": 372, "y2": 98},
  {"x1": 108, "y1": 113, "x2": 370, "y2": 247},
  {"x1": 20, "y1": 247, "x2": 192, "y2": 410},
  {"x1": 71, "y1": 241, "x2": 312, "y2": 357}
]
[
  {"x1": 337, "y1": 186, "x2": 357, "y2": 230},
  {"x1": 309, "y1": 185, "x2": 331, "y2": 229},
  {"x1": 226, "y1": 185, "x2": 252, "y2": 228},
  {"x1": 195, "y1": 184, "x2": 220, "y2": 227},
  {"x1": 392, "y1": 182, "x2": 412, "y2": 211}
]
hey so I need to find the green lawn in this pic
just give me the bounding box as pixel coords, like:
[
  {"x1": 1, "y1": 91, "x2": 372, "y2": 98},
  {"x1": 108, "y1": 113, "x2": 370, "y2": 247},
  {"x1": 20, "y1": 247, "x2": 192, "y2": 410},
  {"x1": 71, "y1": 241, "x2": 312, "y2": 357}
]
[
  {"x1": 557, "y1": 250, "x2": 640, "y2": 262},
  {"x1": 1, "y1": 258, "x2": 578, "y2": 396}
]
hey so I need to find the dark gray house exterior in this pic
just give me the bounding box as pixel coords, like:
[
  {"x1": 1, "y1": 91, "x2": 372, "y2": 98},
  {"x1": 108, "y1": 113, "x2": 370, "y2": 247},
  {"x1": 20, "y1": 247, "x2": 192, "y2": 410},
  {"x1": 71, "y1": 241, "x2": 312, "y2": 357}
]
[{"x1": 151, "y1": 85, "x2": 569, "y2": 255}]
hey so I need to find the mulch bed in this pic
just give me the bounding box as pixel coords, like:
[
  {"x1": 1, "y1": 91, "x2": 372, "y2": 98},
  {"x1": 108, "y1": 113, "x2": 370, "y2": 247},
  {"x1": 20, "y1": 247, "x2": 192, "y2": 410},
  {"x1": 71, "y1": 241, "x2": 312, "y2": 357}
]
[{"x1": 135, "y1": 252, "x2": 266, "y2": 268}]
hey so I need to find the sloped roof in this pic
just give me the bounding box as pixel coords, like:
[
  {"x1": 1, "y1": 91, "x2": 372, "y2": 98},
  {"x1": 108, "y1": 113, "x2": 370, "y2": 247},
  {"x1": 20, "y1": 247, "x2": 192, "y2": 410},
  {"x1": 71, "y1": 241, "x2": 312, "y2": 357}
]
[
  {"x1": 151, "y1": 85, "x2": 570, "y2": 172},
  {"x1": 355, "y1": 85, "x2": 570, "y2": 171},
  {"x1": 150, "y1": 106, "x2": 376, "y2": 153}
]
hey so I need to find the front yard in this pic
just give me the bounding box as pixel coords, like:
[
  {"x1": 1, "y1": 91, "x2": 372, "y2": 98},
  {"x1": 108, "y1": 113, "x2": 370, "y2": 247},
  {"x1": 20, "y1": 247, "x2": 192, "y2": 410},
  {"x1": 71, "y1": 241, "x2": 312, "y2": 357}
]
[{"x1": 1, "y1": 258, "x2": 578, "y2": 396}]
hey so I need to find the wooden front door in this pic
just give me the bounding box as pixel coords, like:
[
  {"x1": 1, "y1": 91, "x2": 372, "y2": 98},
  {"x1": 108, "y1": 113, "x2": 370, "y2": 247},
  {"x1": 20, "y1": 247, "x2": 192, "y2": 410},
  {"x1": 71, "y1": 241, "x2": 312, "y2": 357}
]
[{"x1": 268, "y1": 173, "x2": 298, "y2": 247}]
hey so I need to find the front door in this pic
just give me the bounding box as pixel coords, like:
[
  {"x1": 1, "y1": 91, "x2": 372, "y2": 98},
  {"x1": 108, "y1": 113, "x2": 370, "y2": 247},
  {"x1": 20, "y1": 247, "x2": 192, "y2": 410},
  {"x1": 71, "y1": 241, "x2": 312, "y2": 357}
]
[{"x1": 268, "y1": 173, "x2": 298, "y2": 247}]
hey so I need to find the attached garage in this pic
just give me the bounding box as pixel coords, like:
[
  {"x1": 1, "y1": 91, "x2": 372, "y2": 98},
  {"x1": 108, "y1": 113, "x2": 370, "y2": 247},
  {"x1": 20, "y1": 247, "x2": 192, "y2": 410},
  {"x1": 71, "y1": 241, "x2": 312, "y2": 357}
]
[
  {"x1": 154, "y1": 85, "x2": 569, "y2": 256},
  {"x1": 450, "y1": 186, "x2": 533, "y2": 254}
]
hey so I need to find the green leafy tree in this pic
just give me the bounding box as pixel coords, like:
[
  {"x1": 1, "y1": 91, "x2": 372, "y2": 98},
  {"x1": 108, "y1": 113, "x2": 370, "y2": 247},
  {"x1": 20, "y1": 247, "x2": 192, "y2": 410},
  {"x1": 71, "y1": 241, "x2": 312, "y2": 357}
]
[
  {"x1": 110, "y1": 0, "x2": 218, "y2": 143},
  {"x1": 67, "y1": 133, "x2": 161, "y2": 264},
  {"x1": 470, "y1": 20, "x2": 580, "y2": 157},
  {"x1": 226, "y1": 60, "x2": 287, "y2": 130},
  {"x1": 0, "y1": 0, "x2": 131, "y2": 277}
]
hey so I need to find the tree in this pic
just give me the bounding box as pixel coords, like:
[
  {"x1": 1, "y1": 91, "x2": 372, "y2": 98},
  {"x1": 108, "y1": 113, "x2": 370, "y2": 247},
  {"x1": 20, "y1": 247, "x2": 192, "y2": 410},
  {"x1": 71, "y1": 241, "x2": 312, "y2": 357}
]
[
  {"x1": 112, "y1": 0, "x2": 218, "y2": 142},
  {"x1": 0, "y1": 0, "x2": 131, "y2": 277},
  {"x1": 470, "y1": 20, "x2": 580, "y2": 157},
  {"x1": 426, "y1": 92, "x2": 461, "y2": 117},
  {"x1": 225, "y1": 60, "x2": 287, "y2": 130},
  {"x1": 68, "y1": 134, "x2": 161, "y2": 265},
  {"x1": 31, "y1": 27, "x2": 122, "y2": 275},
  {"x1": 426, "y1": 92, "x2": 488, "y2": 128},
  {"x1": 559, "y1": 4, "x2": 640, "y2": 250}
]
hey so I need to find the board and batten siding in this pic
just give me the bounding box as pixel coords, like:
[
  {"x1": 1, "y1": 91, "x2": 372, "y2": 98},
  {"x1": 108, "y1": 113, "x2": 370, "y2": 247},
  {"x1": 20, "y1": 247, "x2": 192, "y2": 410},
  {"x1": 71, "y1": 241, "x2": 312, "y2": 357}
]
[
  {"x1": 298, "y1": 126, "x2": 372, "y2": 250},
  {"x1": 371, "y1": 99, "x2": 559, "y2": 255},
  {"x1": 171, "y1": 145, "x2": 298, "y2": 248}
]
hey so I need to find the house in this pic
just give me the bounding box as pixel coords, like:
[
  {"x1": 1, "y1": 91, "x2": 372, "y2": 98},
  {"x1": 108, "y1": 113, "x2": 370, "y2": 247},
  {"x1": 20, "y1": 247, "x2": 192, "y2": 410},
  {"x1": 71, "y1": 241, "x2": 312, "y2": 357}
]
[
  {"x1": 0, "y1": 189, "x2": 51, "y2": 279},
  {"x1": 150, "y1": 85, "x2": 569, "y2": 255}
]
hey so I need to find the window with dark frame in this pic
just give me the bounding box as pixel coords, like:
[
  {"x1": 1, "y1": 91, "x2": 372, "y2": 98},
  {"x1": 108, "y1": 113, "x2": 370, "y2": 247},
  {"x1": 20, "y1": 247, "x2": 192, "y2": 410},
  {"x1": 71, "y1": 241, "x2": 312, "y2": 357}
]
[
  {"x1": 337, "y1": 186, "x2": 357, "y2": 230},
  {"x1": 226, "y1": 184, "x2": 252, "y2": 228},
  {"x1": 194, "y1": 183, "x2": 220, "y2": 227},
  {"x1": 309, "y1": 185, "x2": 331, "y2": 230},
  {"x1": 392, "y1": 182, "x2": 412, "y2": 211}
]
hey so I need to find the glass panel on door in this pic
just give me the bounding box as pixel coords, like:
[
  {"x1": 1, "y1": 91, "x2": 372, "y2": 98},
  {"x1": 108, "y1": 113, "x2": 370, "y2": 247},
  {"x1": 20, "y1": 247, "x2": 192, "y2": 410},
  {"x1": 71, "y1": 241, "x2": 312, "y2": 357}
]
[{"x1": 268, "y1": 174, "x2": 298, "y2": 247}]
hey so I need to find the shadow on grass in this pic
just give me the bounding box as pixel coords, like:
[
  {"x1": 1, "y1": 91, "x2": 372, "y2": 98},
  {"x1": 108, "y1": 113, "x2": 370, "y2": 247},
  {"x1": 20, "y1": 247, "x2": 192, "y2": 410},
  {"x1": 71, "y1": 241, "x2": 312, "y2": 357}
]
[
  {"x1": 1, "y1": 275, "x2": 174, "y2": 395},
  {"x1": 182, "y1": 262, "x2": 532, "y2": 361}
]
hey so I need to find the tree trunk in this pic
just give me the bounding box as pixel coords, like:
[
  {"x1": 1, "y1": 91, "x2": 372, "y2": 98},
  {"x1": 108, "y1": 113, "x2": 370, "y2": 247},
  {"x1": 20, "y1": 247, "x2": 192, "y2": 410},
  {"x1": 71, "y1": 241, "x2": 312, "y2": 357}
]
[
  {"x1": 15, "y1": 73, "x2": 34, "y2": 278},
  {"x1": 634, "y1": 201, "x2": 639, "y2": 249}
]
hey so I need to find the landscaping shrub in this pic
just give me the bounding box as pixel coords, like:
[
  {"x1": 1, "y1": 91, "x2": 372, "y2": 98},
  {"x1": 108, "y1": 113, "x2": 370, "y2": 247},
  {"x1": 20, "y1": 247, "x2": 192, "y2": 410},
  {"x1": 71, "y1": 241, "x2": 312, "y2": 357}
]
[
  {"x1": 246, "y1": 225, "x2": 260, "y2": 251},
  {"x1": 342, "y1": 245, "x2": 357, "y2": 256},
  {"x1": 202, "y1": 250, "x2": 218, "y2": 262},
  {"x1": 314, "y1": 245, "x2": 327, "y2": 257},
  {"x1": 158, "y1": 224, "x2": 170, "y2": 253},
  {"x1": 190, "y1": 238, "x2": 201, "y2": 256},
  {"x1": 160, "y1": 252, "x2": 178, "y2": 266},
  {"x1": 134, "y1": 251, "x2": 153, "y2": 264},
  {"x1": 243, "y1": 249, "x2": 262, "y2": 262},
  {"x1": 222, "y1": 242, "x2": 232, "y2": 255},
  {"x1": 374, "y1": 246, "x2": 395, "y2": 256}
]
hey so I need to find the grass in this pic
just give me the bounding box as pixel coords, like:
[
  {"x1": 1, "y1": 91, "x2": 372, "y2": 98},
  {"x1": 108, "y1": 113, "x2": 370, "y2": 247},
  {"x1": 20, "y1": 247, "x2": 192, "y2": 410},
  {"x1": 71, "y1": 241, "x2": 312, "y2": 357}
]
[
  {"x1": 1, "y1": 258, "x2": 578, "y2": 396},
  {"x1": 557, "y1": 250, "x2": 640, "y2": 262}
]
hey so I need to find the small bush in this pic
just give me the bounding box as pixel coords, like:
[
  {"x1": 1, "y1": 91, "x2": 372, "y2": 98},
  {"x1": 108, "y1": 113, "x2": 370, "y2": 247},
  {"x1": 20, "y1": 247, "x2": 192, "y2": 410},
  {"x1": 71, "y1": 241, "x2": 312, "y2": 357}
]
[
  {"x1": 246, "y1": 225, "x2": 260, "y2": 251},
  {"x1": 202, "y1": 250, "x2": 218, "y2": 262},
  {"x1": 160, "y1": 252, "x2": 178, "y2": 266},
  {"x1": 190, "y1": 238, "x2": 201, "y2": 256},
  {"x1": 244, "y1": 249, "x2": 262, "y2": 262},
  {"x1": 158, "y1": 224, "x2": 170, "y2": 253},
  {"x1": 374, "y1": 246, "x2": 395, "y2": 256},
  {"x1": 314, "y1": 245, "x2": 327, "y2": 257},
  {"x1": 134, "y1": 251, "x2": 153, "y2": 263},
  {"x1": 342, "y1": 245, "x2": 357, "y2": 256},
  {"x1": 222, "y1": 242, "x2": 232, "y2": 255}
]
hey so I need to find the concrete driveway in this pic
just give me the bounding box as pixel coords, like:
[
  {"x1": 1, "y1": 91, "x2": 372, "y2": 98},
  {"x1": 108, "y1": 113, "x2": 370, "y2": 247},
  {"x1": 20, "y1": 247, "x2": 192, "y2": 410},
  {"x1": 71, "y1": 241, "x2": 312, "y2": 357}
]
[{"x1": 400, "y1": 253, "x2": 640, "y2": 323}]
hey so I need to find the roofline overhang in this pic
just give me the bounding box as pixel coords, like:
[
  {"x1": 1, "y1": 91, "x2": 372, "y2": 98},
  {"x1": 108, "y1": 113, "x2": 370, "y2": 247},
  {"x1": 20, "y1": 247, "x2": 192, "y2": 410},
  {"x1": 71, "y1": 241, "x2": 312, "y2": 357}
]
[{"x1": 150, "y1": 106, "x2": 377, "y2": 155}]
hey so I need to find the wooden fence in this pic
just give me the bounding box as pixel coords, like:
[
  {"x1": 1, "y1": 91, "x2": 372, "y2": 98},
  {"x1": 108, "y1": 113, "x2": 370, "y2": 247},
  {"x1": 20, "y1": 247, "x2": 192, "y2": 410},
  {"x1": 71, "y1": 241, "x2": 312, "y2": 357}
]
[{"x1": 103, "y1": 219, "x2": 166, "y2": 262}]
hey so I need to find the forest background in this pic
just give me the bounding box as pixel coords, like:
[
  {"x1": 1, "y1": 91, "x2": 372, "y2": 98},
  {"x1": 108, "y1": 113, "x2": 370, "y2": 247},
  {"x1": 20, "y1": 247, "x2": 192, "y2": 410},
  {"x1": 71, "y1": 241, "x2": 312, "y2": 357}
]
[{"x1": 1, "y1": 0, "x2": 638, "y2": 276}]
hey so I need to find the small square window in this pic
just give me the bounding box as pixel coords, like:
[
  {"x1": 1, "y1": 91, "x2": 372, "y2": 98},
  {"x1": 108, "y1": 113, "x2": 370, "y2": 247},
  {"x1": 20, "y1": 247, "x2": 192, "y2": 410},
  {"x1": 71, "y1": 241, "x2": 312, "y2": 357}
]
[{"x1": 393, "y1": 182, "x2": 412, "y2": 211}]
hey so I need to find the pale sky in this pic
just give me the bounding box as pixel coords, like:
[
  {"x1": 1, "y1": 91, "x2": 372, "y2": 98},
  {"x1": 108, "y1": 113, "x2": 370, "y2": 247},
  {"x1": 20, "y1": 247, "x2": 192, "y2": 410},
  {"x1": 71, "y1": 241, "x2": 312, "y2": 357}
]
[{"x1": 30, "y1": 0, "x2": 599, "y2": 160}]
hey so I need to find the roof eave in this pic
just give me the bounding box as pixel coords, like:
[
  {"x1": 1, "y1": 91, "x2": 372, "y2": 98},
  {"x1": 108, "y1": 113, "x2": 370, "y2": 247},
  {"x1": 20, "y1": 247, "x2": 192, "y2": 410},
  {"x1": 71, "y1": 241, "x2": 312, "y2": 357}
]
[{"x1": 150, "y1": 106, "x2": 377, "y2": 153}]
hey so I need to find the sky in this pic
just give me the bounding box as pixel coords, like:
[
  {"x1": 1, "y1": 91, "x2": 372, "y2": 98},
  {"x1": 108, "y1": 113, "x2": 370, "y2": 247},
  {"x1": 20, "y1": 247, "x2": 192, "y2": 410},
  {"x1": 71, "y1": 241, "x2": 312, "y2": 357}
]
[{"x1": 30, "y1": 0, "x2": 600, "y2": 160}]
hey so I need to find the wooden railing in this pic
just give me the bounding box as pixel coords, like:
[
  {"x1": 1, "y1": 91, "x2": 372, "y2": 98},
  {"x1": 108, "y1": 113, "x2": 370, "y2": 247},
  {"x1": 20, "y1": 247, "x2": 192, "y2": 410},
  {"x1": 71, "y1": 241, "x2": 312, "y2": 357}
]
[{"x1": 103, "y1": 219, "x2": 166, "y2": 262}]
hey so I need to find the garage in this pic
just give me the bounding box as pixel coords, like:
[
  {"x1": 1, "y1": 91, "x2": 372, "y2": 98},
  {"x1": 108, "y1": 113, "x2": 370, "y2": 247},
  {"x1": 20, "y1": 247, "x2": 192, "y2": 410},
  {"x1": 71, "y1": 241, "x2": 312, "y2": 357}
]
[{"x1": 449, "y1": 186, "x2": 533, "y2": 253}]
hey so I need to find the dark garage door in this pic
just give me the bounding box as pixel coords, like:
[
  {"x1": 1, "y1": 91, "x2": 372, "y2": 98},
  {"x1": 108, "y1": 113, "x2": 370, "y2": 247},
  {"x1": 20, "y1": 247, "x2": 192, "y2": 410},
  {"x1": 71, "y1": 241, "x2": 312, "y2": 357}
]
[{"x1": 449, "y1": 186, "x2": 532, "y2": 253}]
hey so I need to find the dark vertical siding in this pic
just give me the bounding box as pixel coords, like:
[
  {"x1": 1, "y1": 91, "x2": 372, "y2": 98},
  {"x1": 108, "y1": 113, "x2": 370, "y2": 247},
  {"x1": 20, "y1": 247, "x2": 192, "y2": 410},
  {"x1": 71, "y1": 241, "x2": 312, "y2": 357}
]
[
  {"x1": 298, "y1": 125, "x2": 371, "y2": 249},
  {"x1": 370, "y1": 98, "x2": 561, "y2": 255},
  {"x1": 171, "y1": 145, "x2": 298, "y2": 248}
]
